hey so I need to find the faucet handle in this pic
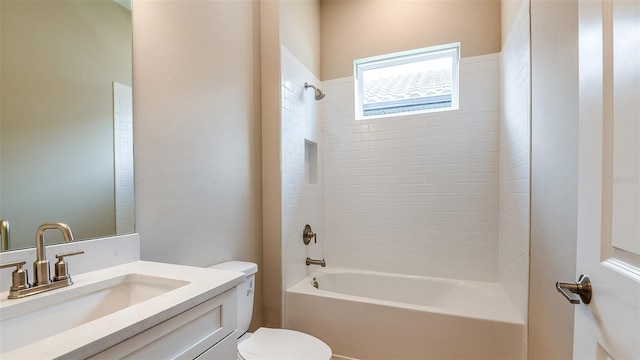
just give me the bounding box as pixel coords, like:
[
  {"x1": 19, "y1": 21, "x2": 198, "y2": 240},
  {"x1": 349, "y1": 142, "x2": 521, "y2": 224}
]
[
  {"x1": 0, "y1": 260, "x2": 26, "y2": 269},
  {"x1": 0, "y1": 261, "x2": 30, "y2": 291},
  {"x1": 303, "y1": 224, "x2": 317, "y2": 245},
  {"x1": 53, "y1": 251, "x2": 84, "y2": 282}
]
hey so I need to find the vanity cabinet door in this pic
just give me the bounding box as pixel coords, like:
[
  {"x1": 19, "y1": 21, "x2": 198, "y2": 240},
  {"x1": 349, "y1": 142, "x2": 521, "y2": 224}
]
[
  {"x1": 89, "y1": 289, "x2": 237, "y2": 360},
  {"x1": 194, "y1": 333, "x2": 237, "y2": 360}
]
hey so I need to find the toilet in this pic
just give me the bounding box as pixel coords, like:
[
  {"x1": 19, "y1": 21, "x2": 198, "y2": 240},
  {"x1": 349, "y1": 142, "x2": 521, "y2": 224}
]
[{"x1": 209, "y1": 261, "x2": 332, "y2": 360}]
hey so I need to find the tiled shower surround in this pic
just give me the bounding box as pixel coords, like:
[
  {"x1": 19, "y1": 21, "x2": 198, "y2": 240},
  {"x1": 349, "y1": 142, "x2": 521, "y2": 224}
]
[
  {"x1": 281, "y1": 46, "x2": 529, "y2": 328},
  {"x1": 500, "y1": 3, "x2": 531, "y2": 348},
  {"x1": 280, "y1": 46, "x2": 324, "y2": 292},
  {"x1": 113, "y1": 82, "x2": 135, "y2": 235},
  {"x1": 321, "y1": 54, "x2": 501, "y2": 281}
]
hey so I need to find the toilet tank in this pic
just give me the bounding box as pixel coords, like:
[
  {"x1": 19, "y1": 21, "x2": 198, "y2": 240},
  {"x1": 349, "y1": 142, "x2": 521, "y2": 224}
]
[{"x1": 209, "y1": 261, "x2": 258, "y2": 336}]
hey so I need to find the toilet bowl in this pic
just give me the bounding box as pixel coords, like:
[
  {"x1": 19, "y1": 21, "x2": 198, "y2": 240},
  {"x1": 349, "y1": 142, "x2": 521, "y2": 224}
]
[{"x1": 209, "y1": 261, "x2": 331, "y2": 360}]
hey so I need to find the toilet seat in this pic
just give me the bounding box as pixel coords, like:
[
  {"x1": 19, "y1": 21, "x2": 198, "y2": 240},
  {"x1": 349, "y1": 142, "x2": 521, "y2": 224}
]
[{"x1": 237, "y1": 328, "x2": 331, "y2": 360}]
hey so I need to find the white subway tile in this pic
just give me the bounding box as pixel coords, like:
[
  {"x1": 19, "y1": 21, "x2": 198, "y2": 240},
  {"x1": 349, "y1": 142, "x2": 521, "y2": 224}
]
[
  {"x1": 499, "y1": 9, "x2": 531, "y2": 326},
  {"x1": 321, "y1": 54, "x2": 501, "y2": 281}
]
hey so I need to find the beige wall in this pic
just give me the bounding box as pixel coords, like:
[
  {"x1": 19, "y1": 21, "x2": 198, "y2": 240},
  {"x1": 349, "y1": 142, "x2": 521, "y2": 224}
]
[
  {"x1": 529, "y1": 0, "x2": 578, "y2": 358},
  {"x1": 260, "y1": 0, "x2": 284, "y2": 328},
  {"x1": 1, "y1": 0, "x2": 131, "y2": 248},
  {"x1": 280, "y1": 0, "x2": 321, "y2": 78},
  {"x1": 133, "y1": 0, "x2": 263, "y2": 329},
  {"x1": 320, "y1": 0, "x2": 501, "y2": 80}
]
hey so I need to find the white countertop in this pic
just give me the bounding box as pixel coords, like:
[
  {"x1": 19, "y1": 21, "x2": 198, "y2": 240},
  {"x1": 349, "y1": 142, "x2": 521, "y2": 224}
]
[{"x1": 0, "y1": 261, "x2": 245, "y2": 359}]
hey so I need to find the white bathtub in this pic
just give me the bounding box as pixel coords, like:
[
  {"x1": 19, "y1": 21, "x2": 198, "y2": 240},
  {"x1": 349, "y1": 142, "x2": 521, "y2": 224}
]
[{"x1": 286, "y1": 268, "x2": 524, "y2": 359}]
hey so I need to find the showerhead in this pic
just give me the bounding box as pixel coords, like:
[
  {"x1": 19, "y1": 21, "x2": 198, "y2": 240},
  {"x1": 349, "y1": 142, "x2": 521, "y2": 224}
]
[{"x1": 304, "y1": 82, "x2": 326, "y2": 101}]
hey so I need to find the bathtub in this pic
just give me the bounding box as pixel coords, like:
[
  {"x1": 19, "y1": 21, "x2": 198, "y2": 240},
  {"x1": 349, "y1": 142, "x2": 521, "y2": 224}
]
[{"x1": 286, "y1": 268, "x2": 524, "y2": 359}]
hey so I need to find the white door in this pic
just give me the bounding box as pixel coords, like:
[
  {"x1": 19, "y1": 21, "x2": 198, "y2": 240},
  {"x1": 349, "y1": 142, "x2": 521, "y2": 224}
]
[{"x1": 572, "y1": 0, "x2": 640, "y2": 358}]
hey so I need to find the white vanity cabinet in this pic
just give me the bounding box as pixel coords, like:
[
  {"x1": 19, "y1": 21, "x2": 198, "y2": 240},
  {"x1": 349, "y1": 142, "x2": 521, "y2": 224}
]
[
  {"x1": 0, "y1": 261, "x2": 244, "y2": 359},
  {"x1": 89, "y1": 288, "x2": 238, "y2": 360}
]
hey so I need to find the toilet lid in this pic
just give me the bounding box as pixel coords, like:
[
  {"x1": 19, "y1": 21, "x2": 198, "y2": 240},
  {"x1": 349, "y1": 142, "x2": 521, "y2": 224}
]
[{"x1": 238, "y1": 328, "x2": 331, "y2": 360}]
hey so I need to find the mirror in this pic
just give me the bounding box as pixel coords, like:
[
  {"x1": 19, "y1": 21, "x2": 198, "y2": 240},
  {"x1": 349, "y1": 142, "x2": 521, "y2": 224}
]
[{"x1": 0, "y1": 0, "x2": 133, "y2": 251}]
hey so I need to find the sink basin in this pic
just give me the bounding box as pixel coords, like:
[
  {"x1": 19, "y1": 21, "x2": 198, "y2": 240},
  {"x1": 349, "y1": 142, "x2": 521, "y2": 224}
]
[
  {"x1": 0, "y1": 261, "x2": 245, "y2": 359},
  {"x1": 0, "y1": 274, "x2": 188, "y2": 353}
]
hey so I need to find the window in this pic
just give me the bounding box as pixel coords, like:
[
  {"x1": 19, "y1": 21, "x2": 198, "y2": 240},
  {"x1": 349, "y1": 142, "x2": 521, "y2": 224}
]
[{"x1": 354, "y1": 43, "x2": 460, "y2": 119}]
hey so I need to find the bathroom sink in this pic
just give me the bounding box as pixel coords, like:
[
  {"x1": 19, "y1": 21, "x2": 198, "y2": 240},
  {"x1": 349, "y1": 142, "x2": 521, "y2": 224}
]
[
  {"x1": 0, "y1": 273, "x2": 188, "y2": 353},
  {"x1": 0, "y1": 261, "x2": 245, "y2": 359}
]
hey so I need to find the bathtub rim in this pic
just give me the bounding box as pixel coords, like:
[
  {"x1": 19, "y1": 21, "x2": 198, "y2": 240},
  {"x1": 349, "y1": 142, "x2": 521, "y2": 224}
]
[{"x1": 287, "y1": 267, "x2": 524, "y2": 325}]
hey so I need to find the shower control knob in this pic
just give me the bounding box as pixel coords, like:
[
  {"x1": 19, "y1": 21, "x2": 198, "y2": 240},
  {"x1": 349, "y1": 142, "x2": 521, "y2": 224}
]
[{"x1": 303, "y1": 224, "x2": 316, "y2": 245}]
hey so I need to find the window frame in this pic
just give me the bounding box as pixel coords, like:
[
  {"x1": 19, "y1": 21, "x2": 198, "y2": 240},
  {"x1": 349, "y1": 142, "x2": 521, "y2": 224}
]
[{"x1": 354, "y1": 42, "x2": 461, "y2": 120}]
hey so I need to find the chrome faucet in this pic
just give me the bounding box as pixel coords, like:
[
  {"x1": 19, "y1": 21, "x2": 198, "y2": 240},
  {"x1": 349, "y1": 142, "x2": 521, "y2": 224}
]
[
  {"x1": 0, "y1": 222, "x2": 83, "y2": 299},
  {"x1": 0, "y1": 219, "x2": 9, "y2": 251},
  {"x1": 33, "y1": 222, "x2": 74, "y2": 285},
  {"x1": 306, "y1": 257, "x2": 326, "y2": 267}
]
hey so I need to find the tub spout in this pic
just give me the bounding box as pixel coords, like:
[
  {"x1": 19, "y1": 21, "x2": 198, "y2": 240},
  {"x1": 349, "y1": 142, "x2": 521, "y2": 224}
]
[{"x1": 306, "y1": 257, "x2": 326, "y2": 267}]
